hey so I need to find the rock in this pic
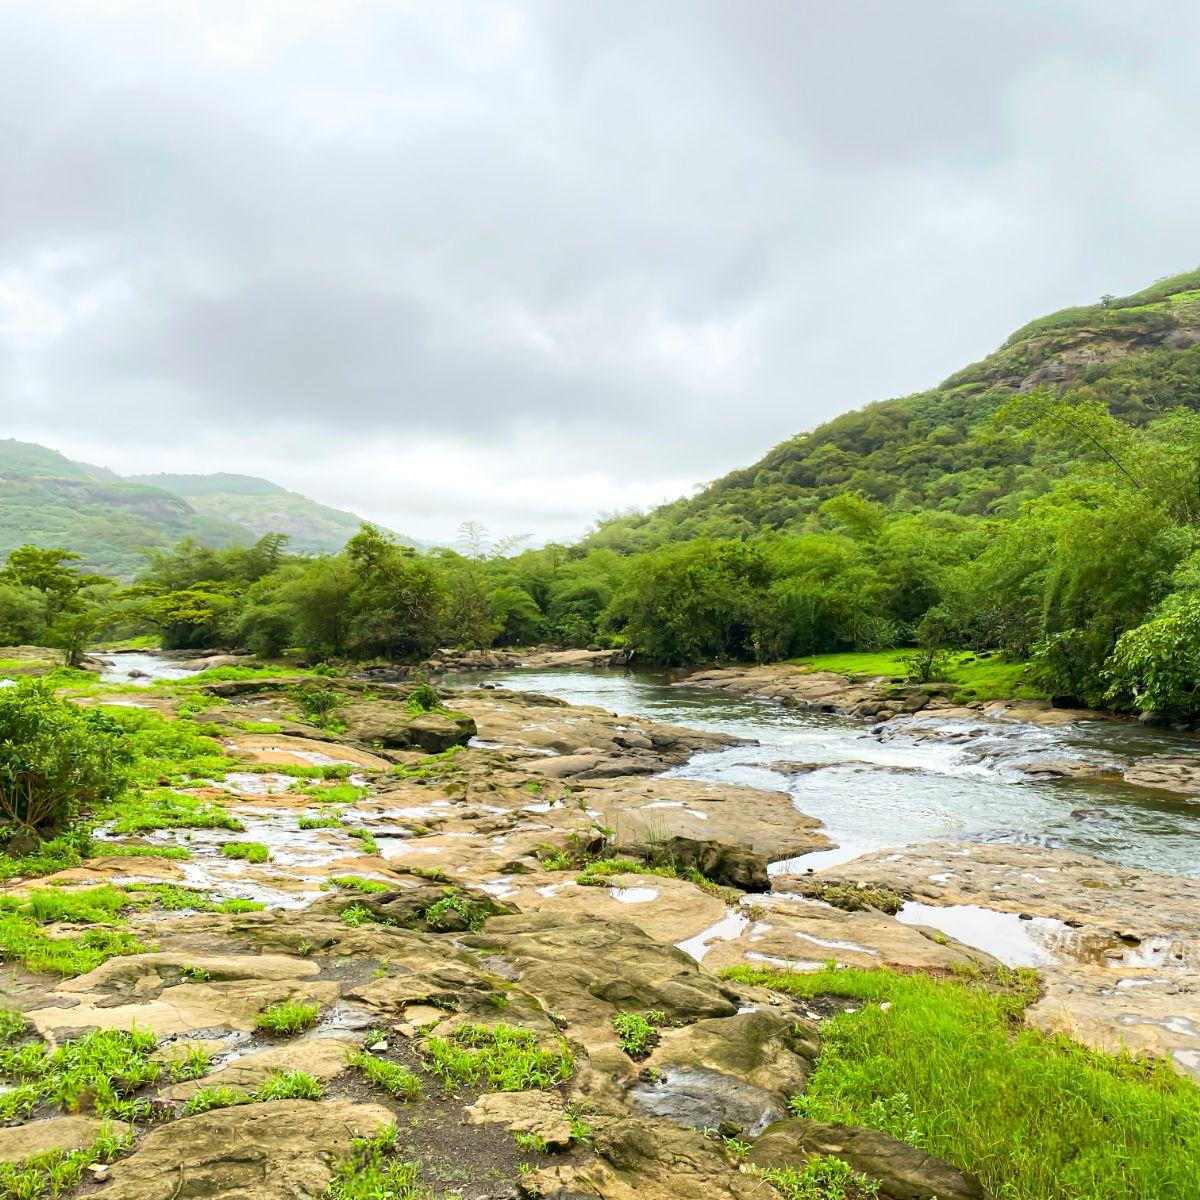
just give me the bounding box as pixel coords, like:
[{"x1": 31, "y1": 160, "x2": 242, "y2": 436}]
[
  {"x1": 1123, "y1": 755, "x2": 1200, "y2": 796},
  {"x1": 653, "y1": 836, "x2": 770, "y2": 892},
  {"x1": 0, "y1": 1116, "x2": 131, "y2": 1164},
  {"x1": 630, "y1": 1066, "x2": 785, "y2": 1137},
  {"x1": 466, "y1": 1090, "x2": 574, "y2": 1151},
  {"x1": 749, "y1": 1117, "x2": 992, "y2": 1200},
  {"x1": 5, "y1": 825, "x2": 40, "y2": 858},
  {"x1": 1138, "y1": 710, "x2": 1173, "y2": 727},
  {"x1": 95, "y1": 1100, "x2": 393, "y2": 1199},
  {"x1": 343, "y1": 701, "x2": 476, "y2": 752},
  {"x1": 161, "y1": 1037, "x2": 355, "y2": 1101}
]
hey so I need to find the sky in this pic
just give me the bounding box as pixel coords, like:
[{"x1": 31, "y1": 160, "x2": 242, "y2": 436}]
[{"x1": 2, "y1": 1, "x2": 1199, "y2": 545}]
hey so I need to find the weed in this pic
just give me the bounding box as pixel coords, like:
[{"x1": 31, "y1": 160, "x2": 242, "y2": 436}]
[
  {"x1": 751, "y1": 1157, "x2": 880, "y2": 1200},
  {"x1": 324, "y1": 1125, "x2": 427, "y2": 1200},
  {"x1": 329, "y1": 876, "x2": 390, "y2": 895},
  {"x1": 347, "y1": 1051, "x2": 423, "y2": 1101},
  {"x1": 421, "y1": 1023, "x2": 574, "y2": 1092},
  {"x1": 513, "y1": 1131, "x2": 549, "y2": 1154},
  {"x1": 255, "y1": 999, "x2": 320, "y2": 1036},
  {"x1": 222, "y1": 841, "x2": 270, "y2": 863},
  {"x1": 612, "y1": 1011, "x2": 662, "y2": 1060}
]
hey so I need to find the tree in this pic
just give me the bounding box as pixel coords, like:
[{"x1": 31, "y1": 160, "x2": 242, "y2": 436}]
[
  {"x1": 1106, "y1": 596, "x2": 1200, "y2": 713},
  {"x1": 0, "y1": 680, "x2": 134, "y2": 834}
]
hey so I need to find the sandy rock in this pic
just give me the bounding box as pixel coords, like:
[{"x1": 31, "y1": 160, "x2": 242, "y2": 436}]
[
  {"x1": 1123, "y1": 755, "x2": 1200, "y2": 796},
  {"x1": 161, "y1": 1036, "x2": 356, "y2": 1100},
  {"x1": 95, "y1": 1100, "x2": 393, "y2": 1199},
  {"x1": 466, "y1": 1090, "x2": 574, "y2": 1150},
  {"x1": 0, "y1": 1116, "x2": 131, "y2": 1164}
]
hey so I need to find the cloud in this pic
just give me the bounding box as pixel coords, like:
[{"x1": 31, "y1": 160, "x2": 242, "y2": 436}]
[{"x1": 2, "y1": 0, "x2": 1198, "y2": 541}]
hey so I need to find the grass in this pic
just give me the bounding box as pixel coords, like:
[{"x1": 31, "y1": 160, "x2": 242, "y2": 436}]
[
  {"x1": 256, "y1": 999, "x2": 321, "y2": 1036},
  {"x1": 421, "y1": 1023, "x2": 573, "y2": 1092},
  {"x1": 751, "y1": 1158, "x2": 879, "y2": 1200},
  {"x1": 329, "y1": 876, "x2": 390, "y2": 895},
  {"x1": 184, "y1": 1069, "x2": 324, "y2": 1114},
  {"x1": 612, "y1": 1011, "x2": 663, "y2": 1060},
  {"x1": 787, "y1": 880, "x2": 904, "y2": 915},
  {"x1": 0, "y1": 1026, "x2": 161, "y2": 1122},
  {"x1": 0, "y1": 912, "x2": 146, "y2": 976},
  {"x1": 295, "y1": 783, "x2": 367, "y2": 804},
  {"x1": 222, "y1": 841, "x2": 270, "y2": 863},
  {"x1": 575, "y1": 856, "x2": 741, "y2": 904},
  {"x1": 298, "y1": 815, "x2": 345, "y2": 830},
  {"x1": 787, "y1": 650, "x2": 1043, "y2": 703},
  {"x1": 98, "y1": 789, "x2": 244, "y2": 833},
  {"x1": 325, "y1": 1125, "x2": 428, "y2": 1200},
  {"x1": 348, "y1": 1050, "x2": 423, "y2": 1101},
  {"x1": 721, "y1": 964, "x2": 1200, "y2": 1200},
  {"x1": 347, "y1": 828, "x2": 379, "y2": 854}
]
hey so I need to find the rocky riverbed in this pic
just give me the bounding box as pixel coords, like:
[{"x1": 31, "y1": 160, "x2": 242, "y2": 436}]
[{"x1": 2, "y1": 661, "x2": 1198, "y2": 1198}]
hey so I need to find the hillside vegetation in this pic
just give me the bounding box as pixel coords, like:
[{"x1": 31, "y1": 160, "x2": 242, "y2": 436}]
[
  {"x1": 0, "y1": 441, "x2": 414, "y2": 577},
  {"x1": 7, "y1": 269, "x2": 1200, "y2": 716}
]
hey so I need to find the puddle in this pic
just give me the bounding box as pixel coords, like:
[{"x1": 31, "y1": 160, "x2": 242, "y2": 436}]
[
  {"x1": 897, "y1": 901, "x2": 1068, "y2": 966},
  {"x1": 676, "y1": 910, "x2": 749, "y2": 962},
  {"x1": 610, "y1": 886, "x2": 659, "y2": 904}
]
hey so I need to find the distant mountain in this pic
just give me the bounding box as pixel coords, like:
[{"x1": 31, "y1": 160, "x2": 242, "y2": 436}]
[
  {"x1": 0, "y1": 440, "x2": 417, "y2": 578},
  {"x1": 126, "y1": 472, "x2": 424, "y2": 557}
]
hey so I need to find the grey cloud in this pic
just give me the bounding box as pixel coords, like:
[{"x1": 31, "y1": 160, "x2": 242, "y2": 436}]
[{"x1": 2, "y1": 1, "x2": 1199, "y2": 540}]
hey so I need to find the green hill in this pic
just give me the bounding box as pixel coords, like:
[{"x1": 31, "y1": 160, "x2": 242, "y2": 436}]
[
  {"x1": 589, "y1": 269, "x2": 1200, "y2": 549},
  {"x1": 0, "y1": 441, "x2": 251, "y2": 578},
  {"x1": 126, "y1": 472, "x2": 424, "y2": 556},
  {"x1": 0, "y1": 442, "x2": 418, "y2": 578}
]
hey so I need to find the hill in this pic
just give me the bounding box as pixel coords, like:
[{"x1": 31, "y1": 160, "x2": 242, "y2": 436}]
[
  {"x1": 589, "y1": 269, "x2": 1200, "y2": 550},
  {"x1": 126, "y1": 472, "x2": 424, "y2": 556},
  {"x1": 0, "y1": 441, "x2": 416, "y2": 578}
]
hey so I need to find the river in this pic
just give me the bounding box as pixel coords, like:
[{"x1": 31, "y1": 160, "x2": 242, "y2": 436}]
[{"x1": 446, "y1": 668, "x2": 1200, "y2": 879}]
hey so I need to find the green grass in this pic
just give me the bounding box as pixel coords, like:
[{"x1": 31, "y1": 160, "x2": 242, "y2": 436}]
[
  {"x1": 95, "y1": 843, "x2": 193, "y2": 860},
  {"x1": 99, "y1": 789, "x2": 244, "y2": 833},
  {"x1": 751, "y1": 1158, "x2": 879, "y2": 1200},
  {"x1": 222, "y1": 841, "x2": 270, "y2": 863},
  {"x1": 347, "y1": 828, "x2": 379, "y2": 854},
  {"x1": 787, "y1": 650, "x2": 1043, "y2": 703},
  {"x1": 575, "y1": 856, "x2": 741, "y2": 904},
  {"x1": 329, "y1": 876, "x2": 390, "y2": 894},
  {"x1": 0, "y1": 1026, "x2": 161, "y2": 1122},
  {"x1": 612, "y1": 1011, "x2": 664, "y2": 1060},
  {"x1": 325, "y1": 1124, "x2": 428, "y2": 1200},
  {"x1": 256, "y1": 999, "x2": 321, "y2": 1036},
  {"x1": 421, "y1": 1022, "x2": 573, "y2": 1092},
  {"x1": 295, "y1": 783, "x2": 367, "y2": 804},
  {"x1": 0, "y1": 912, "x2": 146, "y2": 977},
  {"x1": 184, "y1": 1069, "x2": 324, "y2": 1114},
  {"x1": 348, "y1": 1050, "x2": 423, "y2": 1101},
  {"x1": 298, "y1": 815, "x2": 344, "y2": 830},
  {"x1": 721, "y1": 964, "x2": 1200, "y2": 1200}
]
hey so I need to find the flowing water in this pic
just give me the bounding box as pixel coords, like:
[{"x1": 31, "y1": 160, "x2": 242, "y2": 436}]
[
  {"x1": 97, "y1": 652, "x2": 203, "y2": 685},
  {"x1": 449, "y1": 668, "x2": 1200, "y2": 879}
]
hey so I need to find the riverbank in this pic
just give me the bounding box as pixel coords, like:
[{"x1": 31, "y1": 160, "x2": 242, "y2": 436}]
[{"x1": 1, "y1": 655, "x2": 1198, "y2": 1198}]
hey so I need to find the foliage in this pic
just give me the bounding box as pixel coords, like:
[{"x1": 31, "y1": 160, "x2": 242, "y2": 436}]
[
  {"x1": 222, "y1": 841, "x2": 270, "y2": 863},
  {"x1": 324, "y1": 1125, "x2": 427, "y2": 1200},
  {"x1": 347, "y1": 1050, "x2": 423, "y2": 1101},
  {"x1": 752, "y1": 1158, "x2": 879, "y2": 1200},
  {"x1": 0, "y1": 680, "x2": 134, "y2": 832},
  {"x1": 721, "y1": 964, "x2": 1200, "y2": 1200},
  {"x1": 255, "y1": 999, "x2": 321, "y2": 1036},
  {"x1": 612, "y1": 1011, "x2": 663, "y2": 1059},
  {"x1": 420, "y1": 1022, "x2": 574, "y2": 1091}
]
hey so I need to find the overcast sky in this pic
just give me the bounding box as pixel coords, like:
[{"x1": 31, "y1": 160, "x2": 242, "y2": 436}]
[{"x1": 1, "y1": 1, "x2": 1198, "y2": 543}]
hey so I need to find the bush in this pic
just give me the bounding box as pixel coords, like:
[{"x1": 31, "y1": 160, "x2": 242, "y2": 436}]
[{"x1": 0, "y1": 680, "x2": 134, "y2": 833}]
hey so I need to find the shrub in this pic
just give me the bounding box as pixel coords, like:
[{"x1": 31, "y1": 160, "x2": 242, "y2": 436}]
[{"x1": 0, "y1": 680, "x2": 134, "y2": 832}]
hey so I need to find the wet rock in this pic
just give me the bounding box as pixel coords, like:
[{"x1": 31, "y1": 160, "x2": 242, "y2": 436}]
[
  {"x1": 630, "y1": 1065, "x2": 785, "y2": 1137},
  {"x1": 466, "y1": 1090, "x2": 574, "y2": 1151},
  {"x1": 749, "y1": 1117, "x2": 992, "y2": 1200},
  {"x1": 1123, "y1": 755, "x2": 1200, "y2": 795}
]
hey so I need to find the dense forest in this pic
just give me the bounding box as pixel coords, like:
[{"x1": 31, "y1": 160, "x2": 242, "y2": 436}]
[{"x1": 5, "y1": 269, "x2": 1200, "y2": 714}]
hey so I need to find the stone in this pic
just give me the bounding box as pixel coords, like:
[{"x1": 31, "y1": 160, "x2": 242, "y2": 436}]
[
  {"x1": 749, "y1": 1117, "x2": 992, "y2": 1200},
  {"x1": 95, "y1": 1100, "x2": 393, "y2": 1199},
  {"x1": 654, "y1": 836, "x2": 771, "y2": 892},
  {"x1": 630, "y1": 1066, "x2": 786, "y2": 1137}
]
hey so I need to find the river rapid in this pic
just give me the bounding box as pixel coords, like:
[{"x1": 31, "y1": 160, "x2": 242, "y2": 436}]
[{"x1": 446, "y1": 668, "x2": 1200, "y2": 879}]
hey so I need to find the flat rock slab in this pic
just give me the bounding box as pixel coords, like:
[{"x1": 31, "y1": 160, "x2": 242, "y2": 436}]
[
  {"x1": 0, "y1": 1116, "x2": 131, "y2": 1164},
  {"x1": 95, "y1": 1099, "x2": 393, "y2": 1200}
]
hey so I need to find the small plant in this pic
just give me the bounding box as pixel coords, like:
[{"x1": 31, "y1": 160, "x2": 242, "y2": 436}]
[
  {"x1": 255, "y1": 999, "x2": 320, "y2": 1036},
  {"x1": 340, "y1": 902, "x2": 376, "y2": 927},
  {"x1": 348, "y1": 1050, "x2": 423, "y2": 1101},
  {"x1": 222, "y1": 841, "x2": 270, "y2": 863},
  {"x1": 347, "y1": 828, "x2": 379, "y2": 854},
  {"x1": 513, "y1": 1130, "x2": 549, "y2": 1154},
  {"x1": 255, "y1": 1069, "x2": 323, "y2": 1101},
  {"x1": 291, "y1": 682, "x2": 341, "y2": 726},
  {"x1": 325, "y1": 1125, "x2": 423, "y2": 1200},
  {"x1": 298, "y1": 815, "x2": 344, "y2": 830},
  {"x1": 566, "y1": 1105, "x2": 592, "y2": 1144},
  {"x1": 751, "y1": 1157, "x2": 880, "y2": 1200},
  {"x1": 407, "y1": 683, "x2": 442, "y2": 713},
  {"x1": 421, "y1": 1022, "x2": 574, "y2": 1092},
  {"x1": 329, "y1": 875, "x2": 390, "y2": 894},
  {"x1": 0, "y1": 1122, "x2": 133, "y2": 1198},
  {"x1": 612, "y1": 1011, "x2": 663, "y2": 1060}
]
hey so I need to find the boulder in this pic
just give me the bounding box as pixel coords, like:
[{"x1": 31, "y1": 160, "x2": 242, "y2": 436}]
[
  {"x1": 656, "y1": 836, "x2": 771, "y2": 892},
  {"x1": 749, "y1": 1117, "x2": 992, "y2": 1200},
  {"x1": 343, "y1": 701, "x2": 476, "y2": 752}
]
